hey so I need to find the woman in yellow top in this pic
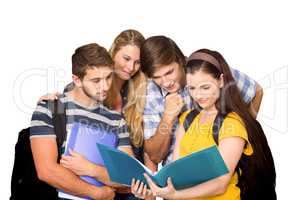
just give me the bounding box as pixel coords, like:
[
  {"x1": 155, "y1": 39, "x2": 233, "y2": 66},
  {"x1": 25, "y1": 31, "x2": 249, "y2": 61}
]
[{"x1": 131, "y1": 49, "x2": 276, "y2": 200}]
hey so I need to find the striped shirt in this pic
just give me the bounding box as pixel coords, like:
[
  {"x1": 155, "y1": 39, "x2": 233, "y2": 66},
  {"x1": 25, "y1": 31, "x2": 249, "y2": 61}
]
[
  {"x1": 30, "y1": 93, "x2": 131, "y2": 150},
  {"x1": 143, "y1": 67, "x2": 257, "y2": 165}
]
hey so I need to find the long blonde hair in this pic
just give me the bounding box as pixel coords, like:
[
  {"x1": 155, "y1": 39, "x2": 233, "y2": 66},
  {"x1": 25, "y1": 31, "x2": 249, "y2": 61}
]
[{"x1": 105, "y1": 29, "x2": 147, "y2": 148}]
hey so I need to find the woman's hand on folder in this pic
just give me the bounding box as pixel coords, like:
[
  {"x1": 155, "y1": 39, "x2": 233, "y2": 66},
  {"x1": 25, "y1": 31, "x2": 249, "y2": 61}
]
[
  {"x1": 131, "y1": 177, "x2": 153, "y2": 199},
  {"x1": 143, "y1": 173, "x2": 177, "y2": 199}
]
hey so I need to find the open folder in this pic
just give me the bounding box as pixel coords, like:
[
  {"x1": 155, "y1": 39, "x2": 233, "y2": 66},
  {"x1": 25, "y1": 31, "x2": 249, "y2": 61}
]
[{"x1": 97, "y1": 143, "x2": 229, "y2": 190}]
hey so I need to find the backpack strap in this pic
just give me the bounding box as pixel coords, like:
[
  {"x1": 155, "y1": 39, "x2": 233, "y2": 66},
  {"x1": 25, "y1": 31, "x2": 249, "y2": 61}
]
[
  {"x1": 48, "y1": 99, "x2": 67, "y2": 157},
  {"x1": 183, "y1": 109, "x2": 200, "y2": 132},
  {"x1": 212, "y1": 113, "x2": 226, "y2": 145}
]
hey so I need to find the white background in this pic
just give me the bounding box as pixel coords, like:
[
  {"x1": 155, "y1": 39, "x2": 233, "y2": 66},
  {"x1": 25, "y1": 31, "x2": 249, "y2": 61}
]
[{"x1": 0, "y1": 0, "x2": 298, "y2": 199}]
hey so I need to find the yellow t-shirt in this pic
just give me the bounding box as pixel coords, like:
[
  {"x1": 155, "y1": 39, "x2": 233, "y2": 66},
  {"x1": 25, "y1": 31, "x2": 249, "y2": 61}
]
[{"x1": 178, "y1": 111, "x2": 253, "y2": 200}]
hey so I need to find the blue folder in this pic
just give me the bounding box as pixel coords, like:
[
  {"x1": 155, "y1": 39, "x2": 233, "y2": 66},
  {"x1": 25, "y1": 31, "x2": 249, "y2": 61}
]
[
  {"x1": 59, "y1": 122, "x2": 117, "y2": 200},
  {"x1": 97, "y1": 143, "x2": 229, "y2": 190}
]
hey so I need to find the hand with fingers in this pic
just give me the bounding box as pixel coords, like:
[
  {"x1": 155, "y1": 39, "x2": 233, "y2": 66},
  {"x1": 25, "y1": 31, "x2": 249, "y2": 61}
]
[
  {"x1": 131, "y1": 178, "x2": 153, "y2": 199},
  {"x1": 94, "y1": 186, "x2": 116, "y2": 200},
  {"x1": 144, "y1": 173, "x2": 177, "y2": 199},
  {"x1": 60, "y1": 149, "x2": 98, "y2": 177},
  {"x1": 163, "y1": 93, "x2": 184, "y2": 123},
  {"x1": 38, "y1": 92, "x2": 61, "y2": 103}
]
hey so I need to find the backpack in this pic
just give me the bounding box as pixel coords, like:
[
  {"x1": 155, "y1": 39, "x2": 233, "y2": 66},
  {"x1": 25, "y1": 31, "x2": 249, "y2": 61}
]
[
  {"x1": 10, "y1": 100, "x2": 66, "y2": 200},
  {"x1": 183, "y1": 109, "x2": 276, "y2": 200}
]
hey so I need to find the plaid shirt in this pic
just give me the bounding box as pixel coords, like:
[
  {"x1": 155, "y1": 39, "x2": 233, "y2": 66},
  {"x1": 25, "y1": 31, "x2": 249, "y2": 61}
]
[{"x1": 143, "y1": 67, "x2": 257, "y2": 165}]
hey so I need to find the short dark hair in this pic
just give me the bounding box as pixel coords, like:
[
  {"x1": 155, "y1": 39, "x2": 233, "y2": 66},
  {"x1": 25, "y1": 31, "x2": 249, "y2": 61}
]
[
  {"x1": 140, "y1": 36, "x2": 185, "y2": 77},
  {"x1": 72, "y1": 43, "x2": 113, "y2": 79}
]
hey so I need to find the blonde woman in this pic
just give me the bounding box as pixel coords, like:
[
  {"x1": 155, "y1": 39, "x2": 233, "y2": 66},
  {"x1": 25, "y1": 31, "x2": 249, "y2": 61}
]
[{"x1": 106, "y1": 30, "x2": 147, "y2": 162}]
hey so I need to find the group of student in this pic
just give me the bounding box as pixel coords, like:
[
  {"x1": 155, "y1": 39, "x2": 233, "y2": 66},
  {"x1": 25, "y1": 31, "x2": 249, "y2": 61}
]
[{"x1": 30, "y1": 29, "x2": 276, "y2": 200}]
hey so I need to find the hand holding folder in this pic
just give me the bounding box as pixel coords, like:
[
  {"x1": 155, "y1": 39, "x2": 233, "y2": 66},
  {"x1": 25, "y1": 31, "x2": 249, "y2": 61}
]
[{"x1": 97, "y1": 144, "x2": 229, "y2": 190}]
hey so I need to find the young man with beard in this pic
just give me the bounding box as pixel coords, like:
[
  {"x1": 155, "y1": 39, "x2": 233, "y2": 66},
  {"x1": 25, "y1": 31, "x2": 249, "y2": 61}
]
[{"x1": 30, "y1": 43, "x2": 133, "y2": 200}]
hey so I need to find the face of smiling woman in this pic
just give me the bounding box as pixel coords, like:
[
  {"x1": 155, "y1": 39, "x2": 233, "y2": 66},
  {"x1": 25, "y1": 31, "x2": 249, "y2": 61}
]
[
  {"x1": 113, "y1": 44, "x2": 141, "y2": 80},
  {"x1": 186, "y1": 69, "x2": 224, "y2": 111}
]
